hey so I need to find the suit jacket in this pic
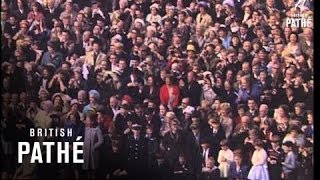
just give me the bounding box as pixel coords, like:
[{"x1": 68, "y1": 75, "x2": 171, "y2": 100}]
[
  {"x1": 12, "y1": 9, "x2": 28, "y2": 21},
  {"x1": 228, "y1": 162, "x2": 249, "y2": 180},
  {"x1": 200, "y1": 167, "x2": 220, "y2": 180},
  {"x1": 298, "y1": 36, "x2": 313, "y2": 56},
  {"x1": 283, "y1": 152, "x2": 297, "y2": 174},
  {"x1": 85, "y1": 51, "x2": 107, "y2": 67},
  {"x1": 142, "y1": 85, "x2": 160, "y2": 104},
  {"x1": 44, "y1": 8, "x2": 62, "y2": 28},
  {"x1": 185, "y1": 81, "x2": 202, "y2": 107}
]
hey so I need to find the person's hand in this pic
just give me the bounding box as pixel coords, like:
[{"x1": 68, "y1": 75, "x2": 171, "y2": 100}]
[
  {"x1": 113, "y1": 169, "x2": 121, "y2": 176},
  {"x1": 124, "y1": 128, "x2": 131, "y2": 134},
  {"x1": 119, "y1": 170, "x2": 128, "y2": 176}
]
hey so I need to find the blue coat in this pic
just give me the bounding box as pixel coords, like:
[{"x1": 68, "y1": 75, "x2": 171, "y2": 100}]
[
  {"x1": 40, "y1": 51, "x2": 63, "y2": 68},
  {"x1": 228, "y1": 162, "x2": 249, "y2": 180}
]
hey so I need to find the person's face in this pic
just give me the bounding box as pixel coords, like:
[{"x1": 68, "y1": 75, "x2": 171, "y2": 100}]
[
  {"x1": 54, "y1": 97, "x2": 62, "y2": 105},
  {"x1": 147, "y1": 77, "x2": 154, "y2": 86},
  {"x1": 237, "y1": 108, "x2": 244, "y2": 116},
  {"x1": 304, "y1": 29, "x2": 312, "y2": 40},
  {"x1": 259, "y1": 106, "x2": 268, "y2": 117},
  {"x1": 159, "y1": 105, "x2": 166, "y2": 116},
  {"x1": 241, "y1": 79, "x2": 248, "y2": 88},
  {"x1": 32, "y1": 5, "x2": 38, "y2": 12},
  {"x1": 182, "y1": 99, "x2": 189, "y2": 108},
  {"x1": 206, "y1": 160, "x2": 214, "y2": 168},
  {"x1": 89, "y1": 95, "x2": 96, "y2": 104},
  {"x1": 243, "y1": 41, "x2": 251, "y2": 51},
  {"x1": 289, "y1": 34, "x2": 297, "y2": 43},
  {"x1": 278, "y1": 107, "x2": 286, "y2": 117},
  {"x1": 258, "y1": 51, "x2": 267, "y2": 59},
  {"x1": 93, "y1": 26, "x2": 101, "y2": 35},
  {"x1": 118, "y1": 60, "x2": 126, "y2": 70},
  {"x1": 224, "y1": 81, "x2": 231, "y2": 90},
  {"x1": 109, "y1": 98, "x2": 117, "y2": 108},
  {"x1": 234, "y1": 156, "x2": 242, "y2": 165},
  {"x1": 232, "y1": 37, "x2": 239, "y2": 45},
  {"x1": 71, "y1": 104, "x2": 78, "y2": 112},
  {"x1": 282, "y1": 145, "x2": 289, "y2": 153},
  {"x1": 178, "y1": 13, "x2": 185, "y2": 22},
  {"x1": 178, "y1": 156, "x2": 186, "y2": 164},
  {"x1": 240, "y1": 26, "x2": 247, "y2": 35},
  {"x1": 241, "y1": 117, "x2": 249, "y2": 126},
  {"x1": 85, "y1": 116, "x2": 94, "y2": 127},
  {"x1": 187, "y1": 72, "x2": 194, "y2": 83},
  {"x1": 291, "y1": 130, "x2": 298, "y2": 137},
  {"x1": 242, "y1": 64, "x2": 250, "y2": 73},
  {"x1": 171, "y1": 123, "x2": 178, "y2": 131},
  {"x1": 254, "y1": 145, "x2": 261, "y2": 150},
  {"x1": 221, "y1": 145, "x2": 228, "y2": 150},
  {"x1": 307, "y1": 114, "x2": 313, "y2": 124},
  {"x1": 9, "y1": 16, "x2": 16, "y2": 25},
  {"x1": 165, "y1": 77, "x2": 171, "y2": 85},
  {"x1": 47, "y1": 46, "x2": 54, "y2": 53},
  {"x1": 294, "y1": 107, "x2": 302, "y2": 115}
]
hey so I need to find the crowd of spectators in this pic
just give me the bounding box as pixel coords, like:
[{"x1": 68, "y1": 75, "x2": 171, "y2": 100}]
[{"x1": 1, "y1": 0, "x2": 313, "y2": 179}]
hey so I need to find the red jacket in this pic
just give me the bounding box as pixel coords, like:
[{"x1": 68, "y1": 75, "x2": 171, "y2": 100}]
[{"x1": 160, "y1": 84, "x2": 180, "y2": 109}]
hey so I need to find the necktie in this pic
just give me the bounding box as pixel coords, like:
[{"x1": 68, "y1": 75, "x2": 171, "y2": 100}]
[{"x1": 94, "y1": 52, "x2": 98, "y2": 66}]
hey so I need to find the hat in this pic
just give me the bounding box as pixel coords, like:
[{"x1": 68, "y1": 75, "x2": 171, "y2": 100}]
[
  {"x1": 150, "y1": 3, "x2": 159, "y2": 10},
  {"x1": 89, "y1": 89, "x2": 101, "y2": 100},
  {"x1": 70, "y1": 99, "x2": 79, "y2": 107},
  {"x1": 38, "y1": 88, "x2": 49, "y2": 96},
  {"x1": 52, "y1": 93, "x2": 63, "y2": 101},
  {"x1": 187, "y1": 44, "x2": 196, "y2": 52},
  {"x1": 282, "y1": 141, "x2": 294, "y2": 148},
  {"x1": 198, "y1": 1, "x2": 209, "y2": 8},
  {"x1": 134, "y1": 18, "x2": 145, "y2": 26},
  {"x1": 112, "y1": 34, "x2": 122, "y2": 42},
  {"x1": 132, "y1": 124, "x2": 142, "y2": 130},
  {"x1": 114, "y1": 42, "x2": 123, "y2": 48}
]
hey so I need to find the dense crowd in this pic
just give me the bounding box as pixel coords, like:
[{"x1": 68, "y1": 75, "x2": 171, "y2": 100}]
[{"x1": 0, "y1": 0, "x2": 314, "y2": 179}]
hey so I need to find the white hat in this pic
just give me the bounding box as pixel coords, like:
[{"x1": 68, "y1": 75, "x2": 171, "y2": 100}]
[
  {"x1": 112, "y1": 34, "x2": 122, "y2": 42},
  {"x1": 150, "y1": 3, "x2": 159, "y2": 10},
  {"x1": 134, "y1": 18, "x2": 145, "y2": 26}
]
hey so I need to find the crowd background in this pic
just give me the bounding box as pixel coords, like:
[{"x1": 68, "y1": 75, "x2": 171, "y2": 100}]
[{"x1": 0, "y1": 0, "x2": 313, "y2": 179}]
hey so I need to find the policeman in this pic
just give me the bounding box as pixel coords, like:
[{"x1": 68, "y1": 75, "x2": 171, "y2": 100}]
[
  {"x1": 267, "y1": 135, "x2": 284, "y2": 180},
  {"x1": 125, "y1": 123, "x2": 148, "y2": 179}
]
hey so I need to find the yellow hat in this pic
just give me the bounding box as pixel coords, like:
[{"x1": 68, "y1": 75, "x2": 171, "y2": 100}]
[{"x1": 187, "y1": 44, "x2": 196, "y2": 52}]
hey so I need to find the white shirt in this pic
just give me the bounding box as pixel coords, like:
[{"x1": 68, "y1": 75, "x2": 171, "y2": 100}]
[
  {"x1": 202, "y1": 148, "x2": 210, "y2": 165},
  {"x1": 218, "y1": 149, "x2": 234, "y2": 164}
]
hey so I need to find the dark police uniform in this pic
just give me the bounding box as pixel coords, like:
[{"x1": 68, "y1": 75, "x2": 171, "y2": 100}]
[{"x1": 125, "y1": 133, "x2": 148, "y2": 179}]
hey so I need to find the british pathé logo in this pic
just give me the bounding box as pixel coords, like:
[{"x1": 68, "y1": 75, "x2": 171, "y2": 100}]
[
  {"x1": 18, "y1": 128, "x2": 84, "y2": 163},
  {"x1": 286, "y1": 2, "x2": 313, "y2": 28},
  {"x1": 286, "y1": 13, "x2": 312, "y2": 28}
]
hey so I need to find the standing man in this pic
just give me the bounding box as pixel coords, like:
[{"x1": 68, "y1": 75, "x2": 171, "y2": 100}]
[{"x1": 125, "y1": 124, "x2": 148, "y2": 179}]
